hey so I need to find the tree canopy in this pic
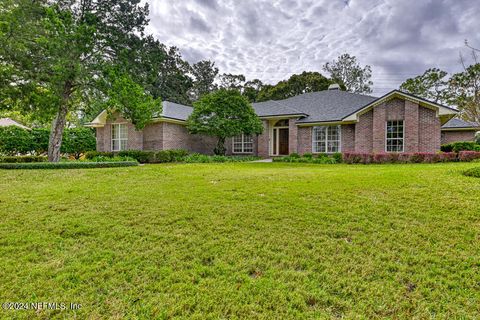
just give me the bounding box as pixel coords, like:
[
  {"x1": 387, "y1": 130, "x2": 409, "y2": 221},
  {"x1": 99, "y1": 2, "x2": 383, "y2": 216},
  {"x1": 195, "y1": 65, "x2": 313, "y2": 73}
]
[
  {"x1": 187, "y1": 89, "x2": 263, "y2": 155},
  {"x1": 323, "y1": 53, "x2": 373, "y2": 94},
  {"x1": 256, "y1": 72, "x2": 333, "y2": 102},
  {"x1": 399, "y1": 47, "x2": 480, "y2": 123},
  {"x1": 0, "y1": 0, "x2": 161, "y2": 161}
]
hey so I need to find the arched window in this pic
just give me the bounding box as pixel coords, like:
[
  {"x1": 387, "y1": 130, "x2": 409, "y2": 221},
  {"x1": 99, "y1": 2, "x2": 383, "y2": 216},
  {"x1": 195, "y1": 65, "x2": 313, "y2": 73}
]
[{"x1": 274, "y1": 119, "x2": 289, "y2": 127}]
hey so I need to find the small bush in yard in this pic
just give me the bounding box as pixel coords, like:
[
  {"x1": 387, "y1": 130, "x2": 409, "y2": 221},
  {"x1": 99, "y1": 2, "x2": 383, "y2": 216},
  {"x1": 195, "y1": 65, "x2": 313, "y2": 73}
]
[
  {"x1": 0, "y1": 155, "x2": 47, "y2": 163},
  {"x1": 274, "y1": 153, "x2": 341, "y2": 164},
  {"x1": 89, "y1": 156, "x2": 136, "y2": 162},
  {"x1": 441, "y1": 141, "x2": 480, "y2": 153},
  {"x1": 118, "y1": 150, "x2": 156, "y2": 163},
  {"x1": 463, "y1": 167, "x2": 480, "y2": 178},
  {"x1": 458, "y1": 151, "x2": 480, "y2": 162}
]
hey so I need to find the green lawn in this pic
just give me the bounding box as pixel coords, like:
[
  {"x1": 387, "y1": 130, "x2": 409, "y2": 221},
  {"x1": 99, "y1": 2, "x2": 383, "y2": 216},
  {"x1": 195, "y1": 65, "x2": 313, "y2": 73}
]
[{"x1": 1, "y1": 163, "x2": 480, "y2": 319}]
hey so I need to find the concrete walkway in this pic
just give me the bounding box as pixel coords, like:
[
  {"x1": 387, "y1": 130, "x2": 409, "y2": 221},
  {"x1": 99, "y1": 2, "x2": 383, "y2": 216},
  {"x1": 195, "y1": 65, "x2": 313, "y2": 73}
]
[{"x1": 251, "y1": 158, "x2": 273, "y2": 163}]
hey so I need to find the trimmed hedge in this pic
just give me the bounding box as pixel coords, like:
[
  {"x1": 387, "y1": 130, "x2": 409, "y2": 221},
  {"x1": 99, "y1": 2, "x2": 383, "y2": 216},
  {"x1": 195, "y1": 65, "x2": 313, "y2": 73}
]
[
  {"x1": 182, "y1": 154, "x2": 260, "y2": 163},
  {"x1": 441, "y1": 141, "x2": 480, "y2": 153},
  {"x1": 342, "y1": 152, "x2": 473, "y2": 164},
  {"x1": 463, "y1": 167, "x2": 480, "y2": 178},
  {"x1": 274, "y1": 153, "x2": 341, "y2": 164},
  {"x1": 458, "y1": 151, "x2": 480, "y2": 162},
  {"x1": 0, "y1": 161, "x2": 139, "y2": 170},
  {"x1": 0, "y1": 155, "x2": 47, "y2": 163},
  {"x1": 85, "y1": 149, "x2": 190, "y2": 163},
  {"x1": 0, "y1": 126, "x2": 95, "y2": 156}
]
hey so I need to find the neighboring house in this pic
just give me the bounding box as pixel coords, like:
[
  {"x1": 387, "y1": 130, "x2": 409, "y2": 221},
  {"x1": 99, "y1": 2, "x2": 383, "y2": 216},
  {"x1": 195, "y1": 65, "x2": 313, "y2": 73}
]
[
  {"x1": 0, "y1": 118, "x2": 30, "y2": 130},
  {"x1": 441, "y1": 118, "x2": 480, "y2": 144},
  {"x1": 87, "y1": 86, "x2": 478, "y2": 157}
]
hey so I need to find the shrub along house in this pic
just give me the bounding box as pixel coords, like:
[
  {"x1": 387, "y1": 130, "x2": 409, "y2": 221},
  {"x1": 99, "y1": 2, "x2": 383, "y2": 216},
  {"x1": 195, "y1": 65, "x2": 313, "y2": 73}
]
[{"x1": 86, "y1": 85, "x2": 479, "y2": 157}]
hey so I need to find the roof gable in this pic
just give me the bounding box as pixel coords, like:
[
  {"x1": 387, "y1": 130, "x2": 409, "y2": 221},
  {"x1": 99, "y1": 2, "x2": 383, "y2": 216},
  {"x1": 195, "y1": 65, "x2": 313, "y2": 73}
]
[{"x1": 343, "y1": 90, "x2": 458, "y2": 122}]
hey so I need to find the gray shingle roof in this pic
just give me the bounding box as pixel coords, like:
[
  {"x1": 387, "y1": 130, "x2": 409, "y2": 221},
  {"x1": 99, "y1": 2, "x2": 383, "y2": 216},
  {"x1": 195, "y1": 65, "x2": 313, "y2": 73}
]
[
  {"x1": 252, "y1": 90, "x2": 377, "y2": 123},
  {"x1": 252, "y1": 100, "x2": 306, "y2": 117},
  {"x1": 442, "y1": 118, "x2": 480, "y2": 129},
  {"x1": 156, "y1": 101, "x2": 193, "y2": 121}
]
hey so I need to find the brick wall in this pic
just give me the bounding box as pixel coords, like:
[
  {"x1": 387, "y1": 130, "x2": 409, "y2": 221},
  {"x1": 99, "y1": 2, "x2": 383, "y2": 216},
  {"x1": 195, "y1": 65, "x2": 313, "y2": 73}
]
[
  {"x1": 354, "y1": 98, "x2": 441, "y2": 153},
  {"x1": 441, "y1": 130, "x2": 477, "y2": 144},
  {"x1": 297, "y1": 126, "x2": 312, "y2": 154},
  {"x1": 355, "y1": 110, "x2": 374, "y2": 152},
  {"x1": 257, "y1": 120, "x2": 270, "y2": 157},
  {"x1": 341, "y1": 124, "x2": 355, "y2": 152},
  {"x1": 418, "y1": 106, "x2": 441, "y2": 152},
  {"x1": 161, "y1": 122, "x2": 217, "y2": 154},
  {"x1": 143, "y1": 123, "x2": 163, "y2": 150}
]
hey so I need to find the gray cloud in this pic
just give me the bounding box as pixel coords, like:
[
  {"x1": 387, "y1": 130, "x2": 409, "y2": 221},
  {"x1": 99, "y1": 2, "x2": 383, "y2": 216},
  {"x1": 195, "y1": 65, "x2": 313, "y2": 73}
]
[{"x1": 147, "y1": 0, "x2": 480, "y2": 95}]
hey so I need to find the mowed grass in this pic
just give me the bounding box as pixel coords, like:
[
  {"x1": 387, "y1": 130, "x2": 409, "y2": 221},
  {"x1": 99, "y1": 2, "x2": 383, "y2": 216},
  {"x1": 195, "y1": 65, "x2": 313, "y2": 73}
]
[{"x1": 1, "y1": 163, "x2": 480, "y2": 319}]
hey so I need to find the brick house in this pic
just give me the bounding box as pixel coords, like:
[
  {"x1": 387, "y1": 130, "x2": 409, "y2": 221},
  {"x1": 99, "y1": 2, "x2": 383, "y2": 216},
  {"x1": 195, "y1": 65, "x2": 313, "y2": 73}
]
[{"x1": 87, "y1": 87, "x2": 479, "y2": 157}]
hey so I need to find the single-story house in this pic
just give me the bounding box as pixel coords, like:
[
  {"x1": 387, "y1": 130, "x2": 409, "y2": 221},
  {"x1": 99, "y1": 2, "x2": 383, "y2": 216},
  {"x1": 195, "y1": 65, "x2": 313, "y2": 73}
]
[{"x1": 86, "y1": 86, "x2": 479, "y2": 157}]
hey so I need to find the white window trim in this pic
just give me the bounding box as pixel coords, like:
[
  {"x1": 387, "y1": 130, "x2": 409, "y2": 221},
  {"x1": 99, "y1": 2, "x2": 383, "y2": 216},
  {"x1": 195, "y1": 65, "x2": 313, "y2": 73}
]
[
  {"x1": 385, "y1": 120, "x2": 405, "y2": 153},
  {"x1": 111, "y1": 123, "x2": 128, "y2": 152},
  {"x1": 312, "y1": 125, "x2": 342, "y2": 154},
  {"x1": 232, "y1": 134, "x2": 254, "y2": 154}
]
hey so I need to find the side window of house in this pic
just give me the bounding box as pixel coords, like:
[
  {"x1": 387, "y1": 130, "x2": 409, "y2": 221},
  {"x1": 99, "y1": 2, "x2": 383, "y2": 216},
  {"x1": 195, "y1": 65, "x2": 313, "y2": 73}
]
[
  {"x1": 312, "y1": 125, "x2": 341, "y2": 153},
  {"x1": 386, "y1": 120, "x2": 404, "y2": 152},
  {"x1": 233, "y1": 134, "x2": 253, "y2": 153},
  {"x1": 111, "y1": 123, "x2": 128, "y2": 151}
]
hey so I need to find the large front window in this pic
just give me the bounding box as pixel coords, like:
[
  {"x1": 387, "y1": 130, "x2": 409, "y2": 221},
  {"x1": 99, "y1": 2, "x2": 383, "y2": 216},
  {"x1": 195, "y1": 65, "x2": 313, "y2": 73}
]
[
  {"x1": 112, "y1": 123, "x2": 127, "y2": 151},
  {"x1": 233, "y1": 134, "x2": 253, "y2": 153},
  {"x1": 386, "y1": 120, "x2": 404, "y2": 152},
  {"x1": 312, "y1": 125, "x2": 341, "y2": 153}
]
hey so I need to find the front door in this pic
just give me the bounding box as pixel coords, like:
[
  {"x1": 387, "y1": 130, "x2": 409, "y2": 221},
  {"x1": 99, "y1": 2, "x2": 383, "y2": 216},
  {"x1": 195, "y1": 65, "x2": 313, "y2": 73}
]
[{"x1": 278, "y1": 128, "x2": 289, "y2": 155}]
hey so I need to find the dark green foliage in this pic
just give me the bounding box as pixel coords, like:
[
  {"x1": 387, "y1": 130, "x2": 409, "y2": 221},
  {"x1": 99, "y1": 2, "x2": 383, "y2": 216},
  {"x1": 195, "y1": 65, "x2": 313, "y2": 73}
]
[
  {"x1": 182, "y1": 154, "x2": 260, "y2": 163},
  {"x1": 0, "y1": 161, "x2": 138, "y2": 170},
  {"x1": 61, "y1": 128, "x2": 96, "y2": 159},
  {"x1": 85, "y1": 149, "x2": 190, "y2": 163},
  {"x1": 441, "y1": 141, "x2": 480, "y2": 153},
  {"x1": 476, "y1": 132, "x2": 480, "y2": 144},
  {"x1": 0, "y1": 126, "x2": 33, "y2": 155},
  {"x1": 274, "y1": 154, "x2": 340, "y2": 164},
  {"x1": 89, "y1": 156, "x2": 135, "y2": 162},
  {"x1": 85, "y1": 151, "x2": 115, "y2": 159},
  {"x1": 118, "y1": 150, "x2": 156, "y2": 163},
  {"x1": 463, "y1": 167, "x2": 480, "y2": 178},
  {"x1": 332, "y1": 152, "x2": 343, "y2": 163},
  {"x1": 187, "y1": 89, "x2": 263, "y2": 155},
  {"x1": 31, "y1": 128, "x2": 50, "y2": 154},
  {"x1": 0, "y1": 126, "x2": 95, "y2": 157},
  {"x1": 257, "y1": 72, "x2": 333, "y2": 102},
  {"x1": 0, "y1": 155, "x2": 47, "y2": 163}
]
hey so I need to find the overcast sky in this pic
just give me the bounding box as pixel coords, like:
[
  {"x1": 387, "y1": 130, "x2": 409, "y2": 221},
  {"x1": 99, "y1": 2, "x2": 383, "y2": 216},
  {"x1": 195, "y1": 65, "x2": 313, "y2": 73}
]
[{"x1": 146, "y1": 0, "x2": 480, "y2": 96}]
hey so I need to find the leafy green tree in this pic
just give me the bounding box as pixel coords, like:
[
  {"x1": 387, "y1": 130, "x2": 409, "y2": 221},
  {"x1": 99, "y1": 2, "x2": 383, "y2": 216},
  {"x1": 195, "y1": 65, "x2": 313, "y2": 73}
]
[
  {"x1": 219, "y1": 73, "x2": 246, "y2": 90},
  {"x1": 187, "y1": 89, "x2": 263, "y2": 155},
  {"x1": 189, "y1": 60, "x2": 219, "y2": 101},
  {"x1": 448, "y1": 63, "x2": 480, "y2": 123},
  {"x1": 323, "y1": 53, "x2": 373, "y2": 94},
  {"x1": 0, "y1": 0, "x2": 159, "y2": 162},
  {"x1": 243, "y1": 79, "x2": 265, "y2": 102},
  {"x1": 400, "y1": 68, "x2": 450, "y2": 103},
  {"x1": 257, "y1": 71, "x2": 332, "y2": 102}
]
